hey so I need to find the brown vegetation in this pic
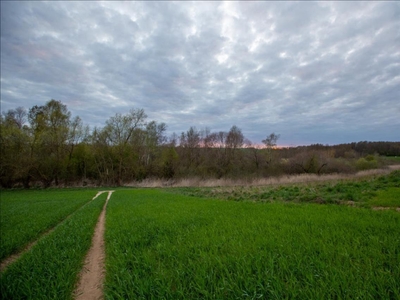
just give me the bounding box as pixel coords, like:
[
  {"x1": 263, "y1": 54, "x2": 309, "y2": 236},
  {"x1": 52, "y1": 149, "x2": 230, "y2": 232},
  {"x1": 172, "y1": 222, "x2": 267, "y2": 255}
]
[{"x1": 128, "y1": 166, "x2": 400, "y2": 188}]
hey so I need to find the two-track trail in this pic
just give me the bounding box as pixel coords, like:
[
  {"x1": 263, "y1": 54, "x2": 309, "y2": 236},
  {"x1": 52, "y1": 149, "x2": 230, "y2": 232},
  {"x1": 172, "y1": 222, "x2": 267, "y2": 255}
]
[
  {"x1": 74, "y1": 190, "x2": 114, "y2": 300},
  {"x1": 0, "y1": 192, "x2": 104, "y2": 273}
]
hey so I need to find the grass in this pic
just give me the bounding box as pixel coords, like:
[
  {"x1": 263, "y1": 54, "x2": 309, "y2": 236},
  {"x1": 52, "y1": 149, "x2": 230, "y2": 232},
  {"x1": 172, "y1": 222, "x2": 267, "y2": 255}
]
[
  {"x1": 0, "y1": 189, "x2": 98, "y2": 262},
  {"x1": 0, "y1": 191, "x2": 107, "y2": 300},
  {"x1": 170, "y1": 170, "x2": 400, "y2": 206},
  {"x1": 382, "y1": 156, "x2": 400, "y2": 163},
  {"x1": 105, "y1": 189, "x2": 400, "y2": 299},
  {"x1": 127, "y1": 167, "x2": 400, "y2": 189},
  {"x1": 368, "y1": 188, "x2": 400, "y2": 207}
]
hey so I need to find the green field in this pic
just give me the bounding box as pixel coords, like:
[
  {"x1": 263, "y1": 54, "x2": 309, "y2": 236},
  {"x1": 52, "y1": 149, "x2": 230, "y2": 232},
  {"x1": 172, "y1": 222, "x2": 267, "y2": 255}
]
[
  {"x1": 105, "y1": 189, "x2": 400, "y2": 299},
  {"x1": 0, "y1": 189, "x2": 98, "y2": 261},
  {"x1": 0, "y1": 191, "x2": 107, "y2": 299},
  {"x1": 0, "y1": 171, "x2": 399, "y2": 299}
]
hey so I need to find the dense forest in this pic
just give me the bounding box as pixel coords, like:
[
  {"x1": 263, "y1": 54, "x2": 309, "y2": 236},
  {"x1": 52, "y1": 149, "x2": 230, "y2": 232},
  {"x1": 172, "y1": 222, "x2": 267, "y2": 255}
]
[{"x1": 1, "y1": 99, "x2": 399, "y2": 188}]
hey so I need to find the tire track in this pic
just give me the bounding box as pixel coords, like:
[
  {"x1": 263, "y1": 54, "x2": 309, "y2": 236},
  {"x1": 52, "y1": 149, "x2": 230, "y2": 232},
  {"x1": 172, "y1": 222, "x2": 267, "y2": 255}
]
[
  {"x1": 74, "y1": 191, "x2": 114, "y2": 300},
  {"x1": 0, "y1": 192, "x2": 103, "y2": 273}
]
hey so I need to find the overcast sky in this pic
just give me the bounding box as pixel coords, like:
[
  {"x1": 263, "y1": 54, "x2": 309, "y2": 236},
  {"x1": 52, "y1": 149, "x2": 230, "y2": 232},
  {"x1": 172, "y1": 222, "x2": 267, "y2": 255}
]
[{"x1": 1, "y1": 1, "x2": 399, "y2": 146}]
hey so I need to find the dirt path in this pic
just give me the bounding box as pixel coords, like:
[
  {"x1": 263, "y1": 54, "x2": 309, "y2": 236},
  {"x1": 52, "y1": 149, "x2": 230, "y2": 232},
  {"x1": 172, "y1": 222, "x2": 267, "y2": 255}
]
[
  {"x1": 0, "y1": 237, "x2": 43, "y2": 273},
  {"x1": 74, "y1": 191, "x2": 114, "y2": 300},
  {"x1": 0, "y1": 192, "x2": 103, "y2": 273}
]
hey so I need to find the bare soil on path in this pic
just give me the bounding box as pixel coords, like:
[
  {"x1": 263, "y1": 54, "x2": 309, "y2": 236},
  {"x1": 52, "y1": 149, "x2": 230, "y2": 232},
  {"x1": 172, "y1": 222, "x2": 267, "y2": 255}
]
[
  {"x1": 0, "y1": 237, "x2": 45, "y2": 273},
  {"x1": 74, "y1": 191, "x2": 114, "y2": 300}
]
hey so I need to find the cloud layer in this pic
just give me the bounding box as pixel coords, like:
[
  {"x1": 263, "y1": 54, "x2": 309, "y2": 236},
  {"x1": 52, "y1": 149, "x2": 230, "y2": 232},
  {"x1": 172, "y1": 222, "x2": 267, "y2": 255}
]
[{"x1": 1, "y1": 1, "x2": 399, "y2": 145}]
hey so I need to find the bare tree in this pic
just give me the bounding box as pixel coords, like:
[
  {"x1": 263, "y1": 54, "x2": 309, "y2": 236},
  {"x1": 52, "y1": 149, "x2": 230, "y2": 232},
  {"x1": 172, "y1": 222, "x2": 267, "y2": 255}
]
[
  {"x1": 262, "y1": 132, "x2": 280, "y2": 165},
  {"x1": 3, "y1": 106, "x2": 27, "y2": 129},
  {"x1": 226, "y1": 125, "x2": 244, "y2": 150},
  {"x1": 244, "y1": 139, "x2": 262, "y2": 171},
  {"x1": 97, "y1": 108, "x2": 147, "y2": 185},
  {"x1": 262, "y1": 132, "x2": 280, "y2": 148},
  {"x1": 179, "y1": 127, "x2": 201, "y2": 173}
]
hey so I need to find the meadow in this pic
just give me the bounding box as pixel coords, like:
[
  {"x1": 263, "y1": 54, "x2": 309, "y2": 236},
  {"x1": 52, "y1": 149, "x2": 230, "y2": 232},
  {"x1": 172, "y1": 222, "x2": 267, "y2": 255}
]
[
  {"x1": 171, "y1": 170, "x2": 400, "y2": 207},
  {"x1": 0, "y1": 171, "x2": 399, "y2": 299}
]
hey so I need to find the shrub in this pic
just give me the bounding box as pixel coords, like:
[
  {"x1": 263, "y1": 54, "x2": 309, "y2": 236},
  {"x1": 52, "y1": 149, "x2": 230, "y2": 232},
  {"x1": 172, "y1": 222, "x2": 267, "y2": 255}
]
[
  {"x1": 365, "y1": 154, "x2": 376, "y2": 161},
  {"x1": 356, "y1": 157, "x2": 378, "y2": 171}
]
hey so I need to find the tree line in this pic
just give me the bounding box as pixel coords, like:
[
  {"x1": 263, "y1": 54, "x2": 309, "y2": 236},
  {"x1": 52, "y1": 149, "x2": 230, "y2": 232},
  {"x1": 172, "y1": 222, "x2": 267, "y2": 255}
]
[{"x1": 1, "y1": 100, "x2": 399, "y2": 188}]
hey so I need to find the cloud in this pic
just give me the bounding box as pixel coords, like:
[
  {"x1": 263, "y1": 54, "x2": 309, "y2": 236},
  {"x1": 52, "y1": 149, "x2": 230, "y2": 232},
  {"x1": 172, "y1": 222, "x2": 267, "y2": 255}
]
[{"x1": 1, "y1": 1, "x2": 399, "y2": 145}]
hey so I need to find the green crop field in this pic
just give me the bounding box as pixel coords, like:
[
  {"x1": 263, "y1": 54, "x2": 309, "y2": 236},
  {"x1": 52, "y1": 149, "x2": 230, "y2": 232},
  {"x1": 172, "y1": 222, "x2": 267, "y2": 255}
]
[
  {"x1": 0, "y1": 171, "x2": 399, "y2": 299},
  {"x1": 105, "y1": 188, "x2": 400, "y2": 299},
  {"x1": 0, "y1": 191, "x2": 107, "y2": 300},
  {"x1": 0, "y1": 189, "x2": 99, "y2": 261}
]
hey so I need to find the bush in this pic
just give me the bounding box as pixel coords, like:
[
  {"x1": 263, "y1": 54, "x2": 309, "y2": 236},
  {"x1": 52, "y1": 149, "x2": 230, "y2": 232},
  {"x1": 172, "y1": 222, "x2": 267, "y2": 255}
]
[
  {"x1": 356, "y1": 157, "x2": 378, "y2": 171},
  {"x1": 324, "y1": 158, "x2": 355, "y2": 174},
  {"x1": 365, "y1": 154, "x2": 376, "y2": 161}
]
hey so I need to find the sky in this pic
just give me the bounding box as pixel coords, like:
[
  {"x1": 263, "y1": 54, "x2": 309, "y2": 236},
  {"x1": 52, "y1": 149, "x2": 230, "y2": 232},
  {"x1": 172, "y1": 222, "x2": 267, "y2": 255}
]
[{"x1": 1, "y1": 1, "x2": 399, "y2": 146}]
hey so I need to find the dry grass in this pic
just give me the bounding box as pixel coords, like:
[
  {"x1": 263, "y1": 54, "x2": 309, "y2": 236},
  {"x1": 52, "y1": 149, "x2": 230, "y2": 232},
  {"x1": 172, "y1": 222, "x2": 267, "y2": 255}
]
[{"x1": 125, "y1": 166, "x2": 400, "y2": 188}]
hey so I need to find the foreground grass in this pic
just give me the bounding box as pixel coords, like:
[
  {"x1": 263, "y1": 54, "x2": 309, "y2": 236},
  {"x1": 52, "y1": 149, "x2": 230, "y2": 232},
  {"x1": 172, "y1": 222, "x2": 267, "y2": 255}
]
[
  {"x1": 0, "y1": 189, "x2": 97, "y2": 262},
  {"x1": 171, "y1": 170, "x2": 400, "y2": 207},
  {"x1": 0, "y1": 191, "x2": 107, "y2": 300},
  {"x1": 105, "y1": 189, "x2": 400, "y2": 299}
]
